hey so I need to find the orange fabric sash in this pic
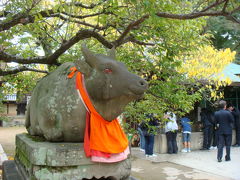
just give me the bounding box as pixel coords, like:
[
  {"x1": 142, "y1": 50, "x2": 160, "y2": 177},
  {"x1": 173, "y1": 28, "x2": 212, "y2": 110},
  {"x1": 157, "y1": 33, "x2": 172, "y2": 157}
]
[{"x1": 68, "y1": 67, "x2": 128, "y2": 155}]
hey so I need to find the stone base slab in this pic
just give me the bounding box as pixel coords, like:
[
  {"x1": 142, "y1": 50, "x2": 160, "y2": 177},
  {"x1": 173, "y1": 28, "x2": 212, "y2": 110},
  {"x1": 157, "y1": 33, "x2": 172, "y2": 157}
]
[{"x1": 14, "y1": 133, "x2": 131, "y2": 180}]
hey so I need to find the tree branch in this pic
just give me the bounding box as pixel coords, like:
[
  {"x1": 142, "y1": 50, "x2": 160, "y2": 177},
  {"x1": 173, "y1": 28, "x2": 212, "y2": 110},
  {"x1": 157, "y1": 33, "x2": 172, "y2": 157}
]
[
  {"x1": 61, "y1": 11, "x2": 112, "y2": 19},
  {"x1": 118, "y1": 35, "x2": 155, "y2": 46},
  {"x1": 113, "y1": 0, "x2": 239, "y2": 46},
  {"x1": 1, "y1": 0, "x2": 239, "y2": 33},
  {"x1": 225, "y1": 15, "x2": 240, "y2": 24},
  {"x1": 0, "y1": 0, "x2": 239, "y2": 68},
  {"x1": 114, "y1": 14, "x2": 150, "y2": 46},
  {"x1": 231, "y1": 6, "x2": 240, "y2": 14},
  {"x1": 0, "y1": 0, "x2": 109, "y2": 31},
  {"x1": 0, "y1": 13, "x2": 35, "y2": 32},
  {"x1": 226, "y1": 6, "x2": 240, "y2": 24},
  {"x1": 155, "y1": 1, "x2": 239, "y2": 24},
  {"x1": 50, "y1": 13, "x2": 108, "y2": 30},
  {"x1": 222, "y1": 0, "x2": 229, "y2": 12},
  {"x1": 65, "y1": 0, "x2": 108, "y2": 9},
  {"x1": 200, "y1": 0, "x2": 226, "y2": 13},
  {"x1": 0, "y1": 51, "x2": 47, "y2": 64},
  {"x1": 0, "y1": 29, "x2": 113, "y2": 65},
  {"x1": 0, "y1": 8, "x2": 113, "y2": 32},
  {"x1": 155, "y1": 11, "x2": 229, "y2": 20},
  {"x1": 0, "y1": 66, "x2": 48, "y2": 76}
]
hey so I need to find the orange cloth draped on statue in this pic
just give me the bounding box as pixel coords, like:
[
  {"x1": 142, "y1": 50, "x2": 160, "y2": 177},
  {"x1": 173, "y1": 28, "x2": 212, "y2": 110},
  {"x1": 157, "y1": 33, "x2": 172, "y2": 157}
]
[{"x1": 68, "y1": 67, "x2": 128, "y2": 156}]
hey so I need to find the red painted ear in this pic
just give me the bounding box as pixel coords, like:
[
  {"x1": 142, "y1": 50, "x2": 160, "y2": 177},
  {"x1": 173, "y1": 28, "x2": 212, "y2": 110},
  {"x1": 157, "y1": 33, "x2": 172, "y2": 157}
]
[{"x1": 104, "y1": 68, "x2": 113, "y2": 74}]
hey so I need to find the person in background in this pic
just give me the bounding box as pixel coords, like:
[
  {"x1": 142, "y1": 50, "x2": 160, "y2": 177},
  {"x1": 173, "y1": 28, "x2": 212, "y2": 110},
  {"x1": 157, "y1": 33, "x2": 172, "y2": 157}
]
[
  {"x1": 227, "y1": 103, "x2": 240, "y2": 147},
  {"x1": 140, "y1": 113, "x2": 159, "y2": 157},
  {"x1": 233, "y1": 107, "x2": 240, "y2": 147},
  {"x1": 180, "y1": 116, "x2": 192, "y2": 153},
  {"x1": 200, "y1": 108, "x2": 213, "y2": 150},
  {"x1": 215, "y1": 100, "x2": 234, "y2": 162},
  {"x1": 138, "y1": 123, "x2": 145, "y2": 152},
  {"x1": 165, "y1": 112, "x2": 178, "y2": 154},
  {"x1": 210, "y1": 113, "x2": 218, "y2": 150}
]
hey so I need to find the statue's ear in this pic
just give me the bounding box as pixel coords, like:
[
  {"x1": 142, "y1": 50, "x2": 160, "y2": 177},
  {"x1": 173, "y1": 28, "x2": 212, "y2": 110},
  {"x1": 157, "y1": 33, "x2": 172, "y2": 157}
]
[{"x1": 74, "y1": 59, "x2": 92, "y2": 77}]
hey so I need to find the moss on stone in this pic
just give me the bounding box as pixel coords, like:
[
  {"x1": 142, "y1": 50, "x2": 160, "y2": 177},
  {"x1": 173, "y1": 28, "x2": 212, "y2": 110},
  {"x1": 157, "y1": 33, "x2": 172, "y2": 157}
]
[
  {"x1": 15, "y1": 147, "x2": 31, "y2": 169},
  {"x1": 26, "y1": 134, "x2": 46, "y2": 142}
]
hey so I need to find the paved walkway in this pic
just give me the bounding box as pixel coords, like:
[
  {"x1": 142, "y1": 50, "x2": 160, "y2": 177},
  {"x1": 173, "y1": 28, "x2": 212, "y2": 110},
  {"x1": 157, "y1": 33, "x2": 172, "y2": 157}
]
[
  {"x1": 131, "y1": 147, "x2": 240, "y2": 180},
  {"x1": 0, "y1": 127, "x2": 240, "y2": 180},
  {"x1": 0, "y1": 126, "x2": 27, "y2": 157}
]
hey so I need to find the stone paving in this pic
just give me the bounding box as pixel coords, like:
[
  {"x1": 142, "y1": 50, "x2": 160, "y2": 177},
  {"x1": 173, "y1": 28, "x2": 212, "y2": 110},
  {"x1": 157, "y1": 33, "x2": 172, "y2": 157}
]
[
  {"x1": 131, "y1": 147, "x2": 240, "y2": 180},
  {"x1": 1, "y1": 127, "x2": 240, "y2": 180}
]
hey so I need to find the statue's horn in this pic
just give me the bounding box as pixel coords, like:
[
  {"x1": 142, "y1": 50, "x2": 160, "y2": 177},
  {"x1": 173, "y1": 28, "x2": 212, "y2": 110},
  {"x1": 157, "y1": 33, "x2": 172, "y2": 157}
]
[
  {"x1": 81, "y1": 44, "x2": 98, "y2": 67},
  {"x1": 108, "y1": 47, "x2": 116, "y2": 59}
]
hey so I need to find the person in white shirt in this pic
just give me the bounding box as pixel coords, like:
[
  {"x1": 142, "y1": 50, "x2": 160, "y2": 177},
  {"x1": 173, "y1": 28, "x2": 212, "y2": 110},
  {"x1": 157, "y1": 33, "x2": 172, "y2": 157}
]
[{"x1": 165, "y1": 112, "x2": 178, "y2": 154}]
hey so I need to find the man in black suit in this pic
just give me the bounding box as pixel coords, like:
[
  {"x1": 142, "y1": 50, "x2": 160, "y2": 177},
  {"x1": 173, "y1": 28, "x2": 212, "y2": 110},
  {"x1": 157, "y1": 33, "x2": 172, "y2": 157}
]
[
  {"x1": 200, "y1": 108, "x2": 214, "y2": 150},
  {"x1": 214, "y1": 100, "x2": 234, "y2": 162},
  {"x1": 227, "y1": 104, "x2": 240, "y2": 147}
]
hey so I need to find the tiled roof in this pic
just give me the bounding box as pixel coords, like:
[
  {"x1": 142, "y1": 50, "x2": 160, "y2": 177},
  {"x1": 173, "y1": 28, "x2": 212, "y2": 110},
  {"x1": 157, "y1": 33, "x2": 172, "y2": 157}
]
[{"x1": 222, "y1": 63, "x2": 240, "y2": 82}]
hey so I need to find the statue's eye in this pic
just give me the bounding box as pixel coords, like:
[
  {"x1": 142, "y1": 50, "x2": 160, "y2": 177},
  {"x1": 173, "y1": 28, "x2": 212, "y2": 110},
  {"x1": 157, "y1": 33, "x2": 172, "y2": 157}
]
[{"x1": 104, "y1": 68, "x2": 112, "y2": 74}]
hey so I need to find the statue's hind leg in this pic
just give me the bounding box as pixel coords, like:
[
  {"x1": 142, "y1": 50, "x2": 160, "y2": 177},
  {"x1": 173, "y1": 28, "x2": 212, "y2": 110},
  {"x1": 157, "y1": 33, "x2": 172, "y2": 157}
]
[{"x1": 38, "y1": 98, "x2": 63, "y2": 141}]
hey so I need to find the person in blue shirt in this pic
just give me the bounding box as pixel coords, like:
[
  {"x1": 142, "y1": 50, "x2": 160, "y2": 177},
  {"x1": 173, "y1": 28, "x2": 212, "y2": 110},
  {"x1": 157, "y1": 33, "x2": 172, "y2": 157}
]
[{"x1": 180, "y1": 116, "x2": 192, "y2": 152}]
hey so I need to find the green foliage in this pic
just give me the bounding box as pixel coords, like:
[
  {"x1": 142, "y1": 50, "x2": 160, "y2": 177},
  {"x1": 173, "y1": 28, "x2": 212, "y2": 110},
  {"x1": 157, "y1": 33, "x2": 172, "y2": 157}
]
[
  {"x1": 206, "y1": 15, "x2": 240, "y2": 63},
  {"x1": 0, "y1": 89, "x2": 9, "y2": 121},
  {"x1": 116, "y1": 14, "x2": 207, "y2": 126},
  {"x1": 2, "y1": 68, "x2": 45, "y2": 102},
  {"x1": 1, "y1": 0, "x2": 236, "y2": 133}
]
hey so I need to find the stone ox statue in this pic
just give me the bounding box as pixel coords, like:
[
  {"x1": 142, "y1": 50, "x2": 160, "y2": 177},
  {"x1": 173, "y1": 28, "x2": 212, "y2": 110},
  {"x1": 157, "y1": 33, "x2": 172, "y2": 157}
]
[{"x1": 26, "y1": 45, "x2": 148, "y2": 142}]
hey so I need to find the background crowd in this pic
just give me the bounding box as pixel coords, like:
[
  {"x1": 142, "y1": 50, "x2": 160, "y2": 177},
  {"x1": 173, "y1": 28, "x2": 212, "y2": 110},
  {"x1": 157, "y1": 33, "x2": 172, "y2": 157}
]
[{"x1": 137, "y1": 100, "x2": 240, "y2": 162}]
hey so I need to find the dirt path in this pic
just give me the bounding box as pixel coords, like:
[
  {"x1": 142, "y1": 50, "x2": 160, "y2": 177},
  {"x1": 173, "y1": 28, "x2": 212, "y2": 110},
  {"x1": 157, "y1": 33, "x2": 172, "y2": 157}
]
[{"x1": 0, "y1": 126, "x2": 27, "y2": 157}]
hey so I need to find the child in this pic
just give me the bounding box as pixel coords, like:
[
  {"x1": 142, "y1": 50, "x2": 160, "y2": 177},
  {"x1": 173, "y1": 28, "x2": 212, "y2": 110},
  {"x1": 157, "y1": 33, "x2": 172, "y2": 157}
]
[{"x1": 180, "y1": 116, "x2": 192, "y2": 152}]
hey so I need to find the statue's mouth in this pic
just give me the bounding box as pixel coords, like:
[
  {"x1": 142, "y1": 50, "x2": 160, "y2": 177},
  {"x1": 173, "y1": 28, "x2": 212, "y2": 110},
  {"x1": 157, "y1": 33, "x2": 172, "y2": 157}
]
[{"x1": 129, "y1": 84, "x2": 148, "y2": 96}]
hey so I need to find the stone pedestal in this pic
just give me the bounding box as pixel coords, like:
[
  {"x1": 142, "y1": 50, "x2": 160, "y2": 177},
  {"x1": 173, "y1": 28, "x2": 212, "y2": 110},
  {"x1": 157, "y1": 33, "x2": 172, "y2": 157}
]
[{"x1": 11, "y1": 133, "x2": 131, "y2": 180}]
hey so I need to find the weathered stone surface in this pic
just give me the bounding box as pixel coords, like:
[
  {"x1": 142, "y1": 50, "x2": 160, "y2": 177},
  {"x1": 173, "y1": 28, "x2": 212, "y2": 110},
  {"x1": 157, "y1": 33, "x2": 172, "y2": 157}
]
[
  {"x1": 26, "y1": 45, "x2": 148, "y2": 142},
  {"x1": 15, "y1": 133, "x2": 131, "y2": 180},
  {"x1": 16, "y1": 133, "x2": 92, "y2": 166}
]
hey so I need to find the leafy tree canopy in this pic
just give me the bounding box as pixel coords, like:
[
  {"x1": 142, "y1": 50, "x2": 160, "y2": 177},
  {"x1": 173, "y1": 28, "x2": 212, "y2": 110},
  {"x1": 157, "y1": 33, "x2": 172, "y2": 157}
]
[
  {"x1": 0, "y1": 88, "x2": 9, "y2": 121},
  {"x1": 206, "y1": 15, "x2": 240, "y2": 63},
  {"x1": 0, "y1": 0, "x2": 239, "y2": 125}
]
